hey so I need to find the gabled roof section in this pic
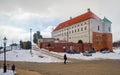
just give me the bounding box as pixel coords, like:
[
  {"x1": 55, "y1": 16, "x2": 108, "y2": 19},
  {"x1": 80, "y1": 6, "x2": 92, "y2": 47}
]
[
  {"x1": 54, "y1": 9, "x2": 102, "y2": 31},
  {"x1": 103, "y1": 17, "x2": 112, "y2": 24}
]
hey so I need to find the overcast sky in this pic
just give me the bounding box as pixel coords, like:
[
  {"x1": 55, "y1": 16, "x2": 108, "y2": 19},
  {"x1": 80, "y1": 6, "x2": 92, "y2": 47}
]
[{"x1": 0, "y1": 0, "x2": 120, "y2": 45}]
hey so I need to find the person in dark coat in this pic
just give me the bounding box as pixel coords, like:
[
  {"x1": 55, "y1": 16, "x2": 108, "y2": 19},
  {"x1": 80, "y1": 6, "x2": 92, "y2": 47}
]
[
  {"x1": 11, "y1": 64, "x2": 15, "y2": 73},
  {"x1": 64, "y1": 54, "x2": 67, "y2": 64}
]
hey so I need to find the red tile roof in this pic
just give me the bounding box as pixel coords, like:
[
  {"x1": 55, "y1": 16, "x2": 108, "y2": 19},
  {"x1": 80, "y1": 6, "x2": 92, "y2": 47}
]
[{"x1": 54, "y1": 10, "x2": 101, "y2": 31}]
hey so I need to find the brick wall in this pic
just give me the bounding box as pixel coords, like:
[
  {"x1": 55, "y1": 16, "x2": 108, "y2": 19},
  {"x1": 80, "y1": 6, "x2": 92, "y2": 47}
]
[
  {"x1": 93, "y1": 32, "x2": 103, "y2": 51},
  {"x1": 102, "y1": 33, "x2": 113, "y2": 51},
  {"x1": 38, "y1": 42, "x2": 92, "y2": 52},
  {"x1": 93, "y1": 32, "x2": 113, "y2": 51}
]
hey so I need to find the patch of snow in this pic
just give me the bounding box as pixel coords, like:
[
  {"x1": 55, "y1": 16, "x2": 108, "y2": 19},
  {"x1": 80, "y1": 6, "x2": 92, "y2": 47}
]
[
  {"x1": 0, "y1": 49, "x2": 63, "y2": 63},
  {"x1": 113, "y1": 48, "x2": 120, "y2": 54},
  {"x1": 0, "y1": 69, "x2": 14, "y2": 75}
]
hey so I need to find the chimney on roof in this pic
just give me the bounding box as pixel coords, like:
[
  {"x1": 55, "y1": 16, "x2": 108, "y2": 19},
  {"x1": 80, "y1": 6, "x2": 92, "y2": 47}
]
[
  {"x1": 87, "y1": 8, "x2": 90, "y2": 12},
  {"x1": 70, "y1": 16, "x2": 72, "y2": 20}
]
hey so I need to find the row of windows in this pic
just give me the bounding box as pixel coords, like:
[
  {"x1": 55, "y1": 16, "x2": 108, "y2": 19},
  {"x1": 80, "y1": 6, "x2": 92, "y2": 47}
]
[
  {"x1": 65, "y1": 35, "x2": 89, "y2": 43},
  {"x1": 54, "y1": 33, "x2": 88, "y2": 40},
  {"x1": 72, "y1": 22, "x2": 88, "y2": 28},
  {"x1": 69, "y1": 34, "x2": 88, "y2": 39},
  {"x1": 57, "y1": 21, "x2": 89, "y2": 33},
  {"x1": 54, "y1": 26, "x2": 88, "y2": 37}
]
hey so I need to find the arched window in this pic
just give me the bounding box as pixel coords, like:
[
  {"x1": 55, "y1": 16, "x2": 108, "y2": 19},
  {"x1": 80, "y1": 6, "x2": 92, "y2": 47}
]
[{"x1": 78, "y1": 40, "x2": 83, "y2": 44}]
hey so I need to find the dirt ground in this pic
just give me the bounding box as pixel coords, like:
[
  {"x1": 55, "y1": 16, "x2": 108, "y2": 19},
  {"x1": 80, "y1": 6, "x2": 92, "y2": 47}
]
[
  {"x1": 15, "y1": 69, "x2": 41, "y2": 75},
  {"x1": 0, "y1": 60, "x2": 120, "y2": 75}
]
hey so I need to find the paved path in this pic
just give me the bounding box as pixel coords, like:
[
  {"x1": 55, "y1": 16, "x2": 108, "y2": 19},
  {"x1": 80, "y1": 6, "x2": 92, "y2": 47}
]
[
  {"x1": 33, "y1": 46, "x2": 81, "y2": 62},
  {"x1": 33, "y1": 46, "x2": 63, "y2": 60}
]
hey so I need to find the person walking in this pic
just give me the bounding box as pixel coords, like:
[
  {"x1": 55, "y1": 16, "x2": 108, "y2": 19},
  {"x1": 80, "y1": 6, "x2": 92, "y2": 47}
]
[
  {"x1": 11, "y1": 64, "x2": 15, "y2": 73},
  {"x1": 64, "y1": 54, "x2": 67, "y2": 64}
]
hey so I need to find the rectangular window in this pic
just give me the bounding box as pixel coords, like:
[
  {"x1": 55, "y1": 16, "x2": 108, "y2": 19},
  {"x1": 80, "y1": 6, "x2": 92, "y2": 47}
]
[
  {"x1": 75, "y1": 30, "x2": 76, "y2": 33},
  {"x1": 109, "y1": 27, "x2": 111, "y2": 32},
  {"x1": 69, "y1": 31, "x2": 71, "y2": 34},
  {"x1": 67, "y1": 32, "x2": 68, "y2": 34},
  {"x1": 81, "y1": 28, "x2": 83, "y2": 31},
  {"x1": 98, "y1": 26, "x2": 99, "y2": 31},
  {"x1": 81, "y1": 24, "x2": 83, "y2": 26},
  {"x1": 78, "y1": 29, "x2": 79, "y2": 32},
  {"x1": 72, "y1": 30, "x2": 73, "y2": 33},
  {"x1": 85, "y1": 26, "x2": 87, "y2": 30}
]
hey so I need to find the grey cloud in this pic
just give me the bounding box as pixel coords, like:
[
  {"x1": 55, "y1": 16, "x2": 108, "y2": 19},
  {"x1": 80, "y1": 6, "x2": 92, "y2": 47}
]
[
  {"x1": 0, "y1": 0, "x2": 120, "y2": 43},
  {"x1": 0, "y1": 0, "x2": 60, "y2": 13}
]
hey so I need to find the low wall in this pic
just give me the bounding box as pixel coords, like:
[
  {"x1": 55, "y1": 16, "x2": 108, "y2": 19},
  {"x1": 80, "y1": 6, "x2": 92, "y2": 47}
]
[{"x1": 38, "y1": 42, "x2": 92, "y2": 52}]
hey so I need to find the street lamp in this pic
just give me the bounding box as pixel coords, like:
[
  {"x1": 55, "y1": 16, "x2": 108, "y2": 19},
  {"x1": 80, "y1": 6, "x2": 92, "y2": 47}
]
[
  {"x1": 3, "y1": 37, "x2": 7, "y2": 73},
  {"x1": 30, "y1": 28, "x2": 32, "y2": 53}
]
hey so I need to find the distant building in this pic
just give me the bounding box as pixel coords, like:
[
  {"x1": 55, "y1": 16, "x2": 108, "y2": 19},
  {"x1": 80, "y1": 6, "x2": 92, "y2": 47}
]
[
  {"x1": 22, "y1": 41, "x2": 31, "y2": 49},
  {"x1": 37, "y1": 38, "x2": 55, "y2": 48},
  {"x1": 22, "y1": 42, "x2": 27, "y2": 49},
  {"x1": 52, "y1": 9, "x2": 112, "y2": 51}
]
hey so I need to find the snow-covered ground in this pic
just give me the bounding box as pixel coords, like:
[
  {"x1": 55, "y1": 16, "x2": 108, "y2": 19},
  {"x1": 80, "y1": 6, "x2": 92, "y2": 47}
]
[
  {"x1": 0, "y1": 48, "x2": 120, "y2": 63},
  {"x1": 53, "y1": 52, "x2": 120, "y2": 60},
  {"x1": 0, "y1": 48, "x2": 120, "y2": 75},
  {"x1": 0, "y1": 49, "x2": 63, "y2": 63},
  {"x1": 51, "y1": 48, "x2": 120, "y2": 60},
  {"x1": 0, "y1": 69, "x2": 14, "y2": 75}
]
